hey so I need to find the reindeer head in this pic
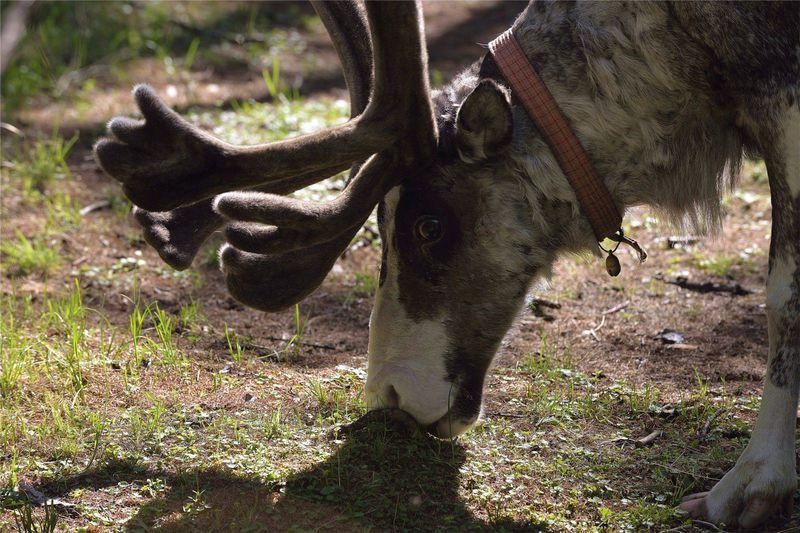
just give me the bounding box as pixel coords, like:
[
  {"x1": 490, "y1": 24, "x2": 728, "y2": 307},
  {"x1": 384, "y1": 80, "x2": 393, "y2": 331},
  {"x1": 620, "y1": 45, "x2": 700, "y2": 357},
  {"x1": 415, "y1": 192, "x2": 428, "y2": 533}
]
[
  {"x1": 363, "y1": 79, "x2": 567, "y2": 437},
  {"x1": 95, "y1": 1, "x2": 566, "y2": 438}
]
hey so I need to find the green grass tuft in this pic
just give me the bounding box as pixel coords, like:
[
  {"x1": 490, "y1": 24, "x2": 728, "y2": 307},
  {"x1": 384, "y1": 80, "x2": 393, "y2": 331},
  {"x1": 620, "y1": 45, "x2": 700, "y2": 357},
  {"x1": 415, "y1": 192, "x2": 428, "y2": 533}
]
[{"x1": 1, "y1": 232, "x2": 60, "y2": 278}]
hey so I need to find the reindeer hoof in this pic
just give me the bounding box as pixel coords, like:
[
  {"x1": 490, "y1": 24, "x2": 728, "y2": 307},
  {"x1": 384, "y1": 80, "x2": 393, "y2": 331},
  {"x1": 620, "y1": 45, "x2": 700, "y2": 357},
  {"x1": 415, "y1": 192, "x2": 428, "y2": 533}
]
[{"x1": 677, "y1": 456, "x2": 795, "y2": 529}]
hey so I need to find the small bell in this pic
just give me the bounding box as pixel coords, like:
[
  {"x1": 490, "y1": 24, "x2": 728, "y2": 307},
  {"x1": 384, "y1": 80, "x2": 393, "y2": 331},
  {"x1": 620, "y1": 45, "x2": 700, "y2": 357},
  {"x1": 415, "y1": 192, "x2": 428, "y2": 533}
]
[{"x1": 605, "y1": 252, "x2": 621, "y2": 277}]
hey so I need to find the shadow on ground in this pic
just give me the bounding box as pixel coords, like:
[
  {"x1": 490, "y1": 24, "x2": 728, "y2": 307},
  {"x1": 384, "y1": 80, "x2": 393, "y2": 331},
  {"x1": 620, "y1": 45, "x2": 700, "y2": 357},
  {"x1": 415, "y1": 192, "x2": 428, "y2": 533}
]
[{"x1": 41, "y1": 416, "x2": 546, "y2": 531}]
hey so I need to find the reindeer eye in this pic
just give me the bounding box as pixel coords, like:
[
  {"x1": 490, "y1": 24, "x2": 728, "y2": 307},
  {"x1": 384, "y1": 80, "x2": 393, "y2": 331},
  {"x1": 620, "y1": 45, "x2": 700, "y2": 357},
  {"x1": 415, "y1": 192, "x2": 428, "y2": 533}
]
[{"x1": 415, "y1": 216, "x2": 442, "y2": 242}]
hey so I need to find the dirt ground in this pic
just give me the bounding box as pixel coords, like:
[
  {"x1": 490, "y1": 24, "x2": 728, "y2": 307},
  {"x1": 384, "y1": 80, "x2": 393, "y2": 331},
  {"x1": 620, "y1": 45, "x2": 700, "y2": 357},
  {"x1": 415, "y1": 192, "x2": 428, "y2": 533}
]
[{"x1": 1, "y1": 2, "x2": 798, "y2": 532}]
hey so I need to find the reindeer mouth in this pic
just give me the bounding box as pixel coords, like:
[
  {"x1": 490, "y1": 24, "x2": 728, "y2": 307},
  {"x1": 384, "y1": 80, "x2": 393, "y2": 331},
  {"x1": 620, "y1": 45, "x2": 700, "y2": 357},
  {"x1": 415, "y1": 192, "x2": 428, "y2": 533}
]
[
  {"x1": 338, "y1": 407, "x2": 421, "y2": 437},
  {"x1": 337, "y1": 406, "x2": 478, "y2": 441},
  {"x1": 429, "y1": 410, "x2": 480, "y2": 439}
]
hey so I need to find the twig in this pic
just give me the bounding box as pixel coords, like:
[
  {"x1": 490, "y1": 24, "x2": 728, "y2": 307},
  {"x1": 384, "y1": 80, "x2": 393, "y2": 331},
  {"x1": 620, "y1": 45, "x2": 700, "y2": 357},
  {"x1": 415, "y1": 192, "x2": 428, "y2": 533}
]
[
  {"x1": 660, "y1": 525, "x2": 691, "y2": 533},
  {"x1": 529, "y1": 298, "x2": 562, "y2": 322},
  {"x1": 774, "y1": 526, "x2": 800, "y2": 533},
  {"x1": 690, "y1": 519, "x2": 724, "y2": 532},
  {"x1": 656, "y1": 275, "x2": 751, "y2": 296},
  {"x1": 484, "y1": 411, "x2": 527, "y2": 419},
  {"x1": 530, "y1": 298, "x2": 561, "y2": 309},
  {"x1": 655, "y1": 235, "x2": 699, "y2": 249},
  {"x1": 79, "y1": 200, "x2": 111, "y2": 216},
  {"x1": 602, "y1": 300, "x2": 630, "y2": 315},
  {"x1": 260, "y1": 336, "x2": 337, "y2": 351},
  {"x1": 636, "y1": 429, "x2": 663, "y2": 446},
  {"x1": 582, "y1": 315, "x2": 606, "y2": 341},
  {"x1": 697, "y1": 409, "x2": 723, "y2": 442},
  {"x1": 211, "y1": 326, "x2": 338, "y2": 353},
  {"x1": 643, "y1": 461, "x2": 721, "y2": 482},
  {"x1": 0, "y1": 122, "x2": 24, "y2": 137}
]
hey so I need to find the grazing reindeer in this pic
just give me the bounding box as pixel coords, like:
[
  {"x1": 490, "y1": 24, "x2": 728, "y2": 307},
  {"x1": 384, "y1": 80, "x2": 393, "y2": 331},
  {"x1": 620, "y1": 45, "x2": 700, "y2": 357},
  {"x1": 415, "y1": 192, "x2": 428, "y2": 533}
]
[{"x1": 95, "y1": 1, "x2": 799, "y2": 528}]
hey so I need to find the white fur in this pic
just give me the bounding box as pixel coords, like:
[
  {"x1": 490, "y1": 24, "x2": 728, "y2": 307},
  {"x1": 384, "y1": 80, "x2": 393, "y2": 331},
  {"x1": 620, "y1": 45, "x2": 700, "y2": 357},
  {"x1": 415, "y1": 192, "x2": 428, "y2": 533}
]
[
  {"x1": 782, "y1": 107, "x2": 800, "y2": 196},
  {"x1": 767, "y1": 256, "x2": 796, "y2": 313},
  {"x1": 365, "y1": 187, "x2": 453, "y2": 426},
  {"x1": 702, "y1": 378, "x2": 797, "y2": 524},
  {"x1": 695, "y1": 105, "x2": 800, "y2": 523},
  {"x1": 685, "y1": 254, "x2": 798, "y2": 524}
]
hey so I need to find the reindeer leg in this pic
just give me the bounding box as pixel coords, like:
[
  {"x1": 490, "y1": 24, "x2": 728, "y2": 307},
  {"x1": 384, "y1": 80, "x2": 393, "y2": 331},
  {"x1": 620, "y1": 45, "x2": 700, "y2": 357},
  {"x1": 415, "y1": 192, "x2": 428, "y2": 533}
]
[{"x1": 680, "y1": 106, "x2": 800, "y2": 528}]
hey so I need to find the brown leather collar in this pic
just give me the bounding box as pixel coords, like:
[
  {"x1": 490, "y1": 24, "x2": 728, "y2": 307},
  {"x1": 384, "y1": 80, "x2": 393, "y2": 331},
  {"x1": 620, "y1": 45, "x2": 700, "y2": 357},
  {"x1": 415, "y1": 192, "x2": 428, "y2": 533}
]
[{"x1": 488, "y1": 29, "x2": 622, "y2": 241}]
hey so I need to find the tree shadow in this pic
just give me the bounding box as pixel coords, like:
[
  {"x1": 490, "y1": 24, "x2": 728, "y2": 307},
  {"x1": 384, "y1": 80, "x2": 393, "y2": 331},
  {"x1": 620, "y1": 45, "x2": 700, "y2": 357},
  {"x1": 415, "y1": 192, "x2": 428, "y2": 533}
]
[{"x1": 40, "y1": 416, "x2": 549, "y2": 531}]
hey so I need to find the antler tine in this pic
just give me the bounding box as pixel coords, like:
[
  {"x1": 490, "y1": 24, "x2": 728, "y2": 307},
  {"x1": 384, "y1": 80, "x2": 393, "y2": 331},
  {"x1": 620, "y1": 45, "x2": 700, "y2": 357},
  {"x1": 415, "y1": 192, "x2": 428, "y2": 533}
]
[
  {"x1": 218, "y1": 1, "x2": 436, "y2": 311},
  {"x1": 218, "y1": 1, "x2": 436, "y2": 257},
  {"x1": 95, "y1": 2, "x2": 429, "y2": 213},
  {"x1": 128, "y1": 0, "x2": 374, "y2": 271},
  {"x1": 311, "y1": 0, "x2": 372, "y2": 122}
]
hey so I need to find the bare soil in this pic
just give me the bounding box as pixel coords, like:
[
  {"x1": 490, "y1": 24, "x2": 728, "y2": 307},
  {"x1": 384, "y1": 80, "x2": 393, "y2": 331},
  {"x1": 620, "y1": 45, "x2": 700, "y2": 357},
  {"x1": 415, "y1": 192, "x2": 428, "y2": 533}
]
[{"x1": 2, "y1": 2, "x2": 797, "y2": 531}]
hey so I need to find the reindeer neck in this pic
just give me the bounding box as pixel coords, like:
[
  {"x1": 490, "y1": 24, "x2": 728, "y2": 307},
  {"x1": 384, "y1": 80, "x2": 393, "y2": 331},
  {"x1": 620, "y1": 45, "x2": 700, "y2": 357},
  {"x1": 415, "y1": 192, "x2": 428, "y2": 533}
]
[{"x1": 484, "y1": 1, "x2": 742, "y2": 247}]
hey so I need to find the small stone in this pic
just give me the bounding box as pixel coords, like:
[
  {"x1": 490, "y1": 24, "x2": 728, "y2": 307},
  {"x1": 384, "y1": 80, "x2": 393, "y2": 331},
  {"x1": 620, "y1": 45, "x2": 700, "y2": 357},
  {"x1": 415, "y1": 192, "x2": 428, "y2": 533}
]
[{"x1": 656, "y1": 329, "x2": 684, "y2": 344}]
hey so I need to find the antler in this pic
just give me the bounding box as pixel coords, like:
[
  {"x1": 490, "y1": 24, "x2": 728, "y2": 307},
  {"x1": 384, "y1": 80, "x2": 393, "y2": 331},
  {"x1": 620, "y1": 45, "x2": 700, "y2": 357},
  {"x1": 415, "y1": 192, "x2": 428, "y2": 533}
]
[
  {"x1": 95, "y1": 1, "x2": 436, "y2": 311},
  {"x1": 217, "y1": 1, "x2": 437, "y2": 311},
  {"x1": 219, "y1": 152, "x2": 398, "y2": 312},
  {"x1": 95, "y1": 2, "x2": 430, "y2": 213},
  {"x1": 127, "y1": 0, "x2": 374, "y2": 270}
]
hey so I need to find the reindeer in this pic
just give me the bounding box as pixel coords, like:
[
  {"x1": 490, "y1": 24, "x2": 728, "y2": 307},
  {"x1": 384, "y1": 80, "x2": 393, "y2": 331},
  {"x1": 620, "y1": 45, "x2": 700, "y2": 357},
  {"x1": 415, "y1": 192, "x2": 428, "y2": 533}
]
[{"x1": 94, "y1": 1, "x2": 799, "y2": 528}]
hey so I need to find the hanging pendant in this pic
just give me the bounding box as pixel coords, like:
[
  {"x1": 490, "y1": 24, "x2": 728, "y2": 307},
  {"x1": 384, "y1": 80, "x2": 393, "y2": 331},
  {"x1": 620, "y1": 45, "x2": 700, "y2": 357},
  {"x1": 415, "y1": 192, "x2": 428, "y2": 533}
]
[
  {"x1": 605, "y1": 252, "x2": 621, "y2": 277},
  {"x1": 599, "y1": 228, "x2": 647, "y2": 277}
]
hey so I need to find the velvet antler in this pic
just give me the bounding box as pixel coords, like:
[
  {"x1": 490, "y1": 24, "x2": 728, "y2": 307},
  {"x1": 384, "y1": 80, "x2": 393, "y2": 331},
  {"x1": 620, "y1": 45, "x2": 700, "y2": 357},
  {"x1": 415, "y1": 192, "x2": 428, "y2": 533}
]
[
  {"x1": 125, "y1": 0, "x2": 374, "y2": 270},
  {"x1": 217, "y1": 1, "x2": 436, "y2": 256},
  {"x1": 95, "y1": 1, "x2": 437, "y2": 311},
  {"x1": 213, "y1": 2, "x2": 436, "y2": 311},
  {"x1": 95, "y1": 1, "x2": 428, "y2": 213}
]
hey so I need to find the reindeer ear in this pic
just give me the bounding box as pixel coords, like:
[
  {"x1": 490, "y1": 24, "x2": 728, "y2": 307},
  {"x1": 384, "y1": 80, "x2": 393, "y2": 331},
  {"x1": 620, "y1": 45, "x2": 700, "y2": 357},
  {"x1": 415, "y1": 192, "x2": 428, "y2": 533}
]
[{"x1": 455, "y1": 79, "x2": 513, "y2": 161}]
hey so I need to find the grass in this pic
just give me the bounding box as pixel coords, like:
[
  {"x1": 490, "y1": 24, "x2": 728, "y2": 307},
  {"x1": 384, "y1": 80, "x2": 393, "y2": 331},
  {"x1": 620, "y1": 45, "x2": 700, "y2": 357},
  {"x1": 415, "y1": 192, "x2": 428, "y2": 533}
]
[
  {"x1": 0, "y1": 280, "x2": 775, "y2": 531},
  {"x1": 352, "y1": 271, "x2": 378, "y2": 298},
  {"x1": 0, "y1": 232, "x2": 60, "y2": 278},
  {"x1": 690, "y1": 251, "x2": 761, "y2": 278},
  {"x1": 281, "y1": 304, "x2": 309, "y2": 358},
  {"x1": 0, "y1": 131, "x2": 88, "y2": 282},
  {"x1": 1, "y1": 140, "x2": 794, "y2": 530},
  {"x1": 10, "y1": 498, "x2": 59, "y2": 533},
  {"x1": 1, "y1": 24, "x2": 795, "y2": 526},
  {"x1": 224, "y1": 325, "x2": 245, "y2": 364},
  {"x1": 1, "y1": 2, "x2": 316, "y2": 113},
  {"x1": 1, "y1": 131, "x2": 77, "y2": 197}
]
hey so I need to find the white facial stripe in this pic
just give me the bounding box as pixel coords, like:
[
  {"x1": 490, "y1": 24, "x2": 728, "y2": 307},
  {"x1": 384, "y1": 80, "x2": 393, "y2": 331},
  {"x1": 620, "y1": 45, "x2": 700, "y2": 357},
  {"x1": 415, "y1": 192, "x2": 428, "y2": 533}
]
[{"x1": 366, "y1": 187, "x2": 454, "y2": 426}]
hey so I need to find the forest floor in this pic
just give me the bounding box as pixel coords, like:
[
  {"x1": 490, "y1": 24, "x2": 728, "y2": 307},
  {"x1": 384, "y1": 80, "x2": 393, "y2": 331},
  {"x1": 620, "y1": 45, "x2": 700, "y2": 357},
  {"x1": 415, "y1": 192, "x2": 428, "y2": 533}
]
[{"x1": 1, "y1": 2, "x2": 798, "y2": 531}]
